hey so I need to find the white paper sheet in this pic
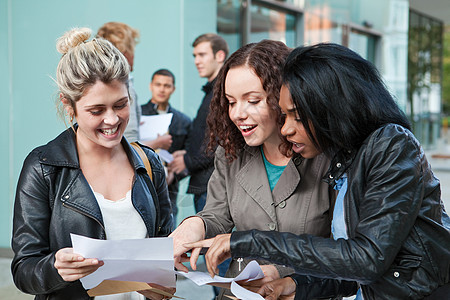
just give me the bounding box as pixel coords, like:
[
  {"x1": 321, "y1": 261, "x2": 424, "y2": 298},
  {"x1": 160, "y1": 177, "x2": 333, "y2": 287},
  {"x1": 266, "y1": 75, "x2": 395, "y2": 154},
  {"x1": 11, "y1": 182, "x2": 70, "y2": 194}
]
[
  {"x1": 231, "y1": 281, "x2": 265, "y2": 300},
  {"x1": 176, "y1": 260, "x2": 265, "y2": 299},
  {"x1": 158, "y1": 149, "x2": 174, "y2": 163},
  {"x1": 70, "y1": 234, "x2": 176, "y2": 289},
  {"x1": 176, "y1": 260, "x2": 264, "y2": 285},
  {"x1": 140, "y1": 114, "x2": 173, "y2": 141}
]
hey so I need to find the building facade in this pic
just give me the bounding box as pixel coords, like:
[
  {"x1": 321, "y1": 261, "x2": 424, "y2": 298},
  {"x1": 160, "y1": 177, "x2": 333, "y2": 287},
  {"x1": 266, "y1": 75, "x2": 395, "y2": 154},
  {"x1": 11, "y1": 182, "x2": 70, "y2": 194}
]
[{"x1": 0, "y1": 0, "x2": 446, "y2": 251}]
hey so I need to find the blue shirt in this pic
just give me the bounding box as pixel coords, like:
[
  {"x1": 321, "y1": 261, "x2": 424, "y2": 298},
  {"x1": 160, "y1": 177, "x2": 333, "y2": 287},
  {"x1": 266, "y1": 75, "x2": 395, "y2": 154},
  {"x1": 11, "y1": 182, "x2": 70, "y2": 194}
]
[
  {"x1": 261, "y1": 147, "x2": 286, "y2": 191},
  {"x1": 333, "y1": 174, "x2": 363, "y2": 300}
]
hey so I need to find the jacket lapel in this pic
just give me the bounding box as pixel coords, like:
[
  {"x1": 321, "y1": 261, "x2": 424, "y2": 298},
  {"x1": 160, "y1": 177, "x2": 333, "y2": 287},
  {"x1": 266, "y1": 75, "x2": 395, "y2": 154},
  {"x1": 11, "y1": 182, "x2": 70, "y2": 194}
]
[
  {"x1": 60, "y1": 170, "x2": 104, "y2": 225},
  {"x1": 236, "y1": 148, "x2": 277, "y2": 222},
  {"x1": 272, "y1": 158, "x2": 301, "y2": 205}
]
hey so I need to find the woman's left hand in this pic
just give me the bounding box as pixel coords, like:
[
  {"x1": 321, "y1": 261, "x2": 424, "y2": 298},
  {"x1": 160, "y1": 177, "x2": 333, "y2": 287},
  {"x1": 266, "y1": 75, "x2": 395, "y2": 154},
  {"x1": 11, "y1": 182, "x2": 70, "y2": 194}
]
[
  {"x1": 183, "y1": 233, "x2": 232, "y2": 277},
  {"x1": 138, "y1": 283, "x2": 176, "y2": 300},
  {"x1": 240, "y1": 265, "x2": 281, "y2": 288},
  {"x1": 256, "y1": 277, "x2": 296, "y2": 300}
]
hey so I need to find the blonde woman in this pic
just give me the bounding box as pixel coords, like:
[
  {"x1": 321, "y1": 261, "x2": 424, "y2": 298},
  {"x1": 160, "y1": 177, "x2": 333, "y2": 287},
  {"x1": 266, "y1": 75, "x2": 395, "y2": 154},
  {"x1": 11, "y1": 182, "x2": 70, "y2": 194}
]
[{"x1": 11, "y1": 28, "x2": 173, "y2": 300}]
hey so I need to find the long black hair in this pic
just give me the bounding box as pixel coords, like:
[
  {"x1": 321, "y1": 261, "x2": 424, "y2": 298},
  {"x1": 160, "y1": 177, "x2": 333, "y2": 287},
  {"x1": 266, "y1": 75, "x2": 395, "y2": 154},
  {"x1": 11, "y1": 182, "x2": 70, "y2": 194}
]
[{"x1": 282, "y1": 43, "x2": 410, "y2": 157}]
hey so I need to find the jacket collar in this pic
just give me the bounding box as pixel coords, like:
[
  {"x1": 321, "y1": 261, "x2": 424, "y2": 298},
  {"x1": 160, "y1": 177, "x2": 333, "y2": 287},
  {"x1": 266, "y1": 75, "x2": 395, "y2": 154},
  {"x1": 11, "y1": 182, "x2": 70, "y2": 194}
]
[
  {"x1": 202, "y1": 77, "x2": 216, "y2": 94},
  {"x1": 323, "y1": 149, "x2": 357, "y2": 186},
  {"x1": 237, "y1": 145, "x2": 302, "y2": 221},
  {"x1": 148, "y1": 101, "x2": 172, "y2": 114},
  {"x1": 39, "y1": 127, "x2": 80, "y2": 168}
]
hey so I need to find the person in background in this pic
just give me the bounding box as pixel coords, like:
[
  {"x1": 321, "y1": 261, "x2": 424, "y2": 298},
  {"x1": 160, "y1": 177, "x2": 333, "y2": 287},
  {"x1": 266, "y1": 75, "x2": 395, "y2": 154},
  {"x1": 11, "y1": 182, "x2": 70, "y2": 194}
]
[
  {"x1": 169, "y1": 32, "x2": 229, "y2": 298},
  {"x1": 141, "y1": 69, "x2": 191, "y2": 224},
  {"x1": 169, "y1": 33, "x2": 228, "y2": 214},
  {"x1": 170, "y1": 40, "x2": 352, "y2": 300},
  {"x1": 186, "y1": 43, "x2": 450, "y2": 300},
  {"x1": 11, "y1": 27, "x2": 173, "y2": 300},
  {"x1": 97, "y1": 21, "x2": 141, "y2": 142}
]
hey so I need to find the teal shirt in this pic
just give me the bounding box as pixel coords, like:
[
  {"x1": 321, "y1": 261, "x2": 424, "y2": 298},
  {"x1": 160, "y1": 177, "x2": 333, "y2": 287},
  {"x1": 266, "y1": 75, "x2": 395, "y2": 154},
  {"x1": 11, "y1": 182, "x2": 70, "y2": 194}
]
[{"x1": 261, "y1": 147, "x2": 287, "y2": 191}]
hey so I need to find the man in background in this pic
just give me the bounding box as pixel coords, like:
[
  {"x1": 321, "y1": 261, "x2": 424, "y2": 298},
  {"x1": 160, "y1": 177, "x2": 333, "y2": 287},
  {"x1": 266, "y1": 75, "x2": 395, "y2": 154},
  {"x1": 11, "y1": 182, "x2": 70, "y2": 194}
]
[
  {"x1": 97, "y1": 22, "x2": 141, "y2": 142},
  {"x1": 169, "y1": 33, "x2": 229, "y2": 214},
  {"x1": 141, "y1": 69, "x2": 191, "y2": 223}
]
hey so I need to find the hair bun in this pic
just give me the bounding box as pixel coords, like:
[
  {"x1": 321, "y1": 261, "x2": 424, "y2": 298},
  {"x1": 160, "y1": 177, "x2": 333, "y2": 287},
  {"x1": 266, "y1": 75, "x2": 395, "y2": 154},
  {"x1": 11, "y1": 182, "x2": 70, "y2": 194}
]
[{"x1": 56, "y1": 27, "x2": 92, "y2": 54}]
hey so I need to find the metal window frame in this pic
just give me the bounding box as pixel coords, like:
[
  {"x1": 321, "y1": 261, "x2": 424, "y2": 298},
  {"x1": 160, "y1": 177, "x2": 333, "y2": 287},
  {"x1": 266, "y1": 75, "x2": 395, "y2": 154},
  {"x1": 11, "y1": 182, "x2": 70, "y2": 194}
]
[
  {"x1": 239, "y1": 0, "x2": 304, "y2": 46},
  {"x1": 342, "y1": 22, "x2": 382, "y2": 65}
]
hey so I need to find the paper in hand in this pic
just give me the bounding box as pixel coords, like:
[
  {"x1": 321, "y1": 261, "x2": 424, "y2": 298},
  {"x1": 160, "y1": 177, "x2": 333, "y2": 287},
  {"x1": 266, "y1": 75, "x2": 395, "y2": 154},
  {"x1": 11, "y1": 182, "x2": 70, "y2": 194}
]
[
  {"x1": 140, "y1": 114, "x2": 173, "y2": 141},
  {"x1": 70, "y1": 233, "x2": 176, "y2": 294}
]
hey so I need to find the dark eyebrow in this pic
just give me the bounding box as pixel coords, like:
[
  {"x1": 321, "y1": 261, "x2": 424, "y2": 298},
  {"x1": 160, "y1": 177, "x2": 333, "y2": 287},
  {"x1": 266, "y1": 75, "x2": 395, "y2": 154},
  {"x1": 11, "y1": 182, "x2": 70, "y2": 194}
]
[
  {"x1": 84, "y1": 97, "x2": 128, "y2": 109},
  {"x1": 84, "y1": 104, "x2": 105, "y2": 109},
  {"x1": 287, "y1": 108, "x2": 297, "y2": 113},
  {"x1": 242, "y1": 91, "x2": 263, "y2": 98},
  {"x1": 115, "y1": 97, "x2": 129, "y2": 103},
  {"x1": 225, "y1": 91, "x2": 263, "y2": 101}
]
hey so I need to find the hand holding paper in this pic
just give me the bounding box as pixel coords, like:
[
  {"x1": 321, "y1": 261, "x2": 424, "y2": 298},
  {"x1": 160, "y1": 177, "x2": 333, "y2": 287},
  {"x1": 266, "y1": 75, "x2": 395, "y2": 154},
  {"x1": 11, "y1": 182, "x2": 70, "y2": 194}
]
[
  {"x1": 169, "y1": 217, "x2": 206, "y2": 272},
  {"x1": 54, "y1": 247, "x2": 104, "y2": 282},
  {"x1": 255, "y1": 277, "x2": 297, "y2": 300},
  {"x1": 176, "y1": 260, "x2": 265, "y2": 299},
  {"x1": 70, "y1": 233, "x2": 176, "y2": 297},
  {"x1": 140, "y1": 114, "x2": 173, "y2": 141},
  {"x1": 183, "y1": 233, "x2": 232, "y2": 277}
]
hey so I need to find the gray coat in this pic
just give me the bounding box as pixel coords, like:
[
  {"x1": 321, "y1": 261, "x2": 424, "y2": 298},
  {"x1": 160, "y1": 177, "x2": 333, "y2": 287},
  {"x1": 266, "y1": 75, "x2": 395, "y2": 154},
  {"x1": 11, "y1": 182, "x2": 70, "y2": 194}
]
[{"x1": 197, "y1": 145, "x2": 335, "y2": 286}]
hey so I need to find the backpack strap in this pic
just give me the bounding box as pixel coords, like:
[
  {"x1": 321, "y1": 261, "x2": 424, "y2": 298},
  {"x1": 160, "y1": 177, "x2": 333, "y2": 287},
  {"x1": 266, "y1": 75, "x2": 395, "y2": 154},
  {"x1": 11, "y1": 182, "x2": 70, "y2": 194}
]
[
  {"x1": 130, "y1": 142, "x2": 161, "y2": 234},
  {"x1": 130, "y1": 142, "x2": 153, "y2": 181}
]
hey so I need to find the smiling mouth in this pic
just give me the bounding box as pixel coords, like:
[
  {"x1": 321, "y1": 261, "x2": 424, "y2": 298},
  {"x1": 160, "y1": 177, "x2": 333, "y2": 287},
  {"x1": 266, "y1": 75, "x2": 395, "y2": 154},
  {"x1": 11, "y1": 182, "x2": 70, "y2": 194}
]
[
  {"x1": 240, "y1": 125, "x2": 257, "y2": 132},
  {"x1": 99, "y1": 126, "x2": 118, "y2": 136}
]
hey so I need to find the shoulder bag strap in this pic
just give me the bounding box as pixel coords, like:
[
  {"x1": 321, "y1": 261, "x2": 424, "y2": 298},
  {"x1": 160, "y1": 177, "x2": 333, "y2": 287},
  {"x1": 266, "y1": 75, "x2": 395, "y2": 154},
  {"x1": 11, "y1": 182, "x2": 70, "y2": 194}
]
[
  {"x1": 130, "y1": 142, "x2": 161, "y2": 234},
  {"x1": 130, "y1": 142, "x2": 153, "y2": 181}
]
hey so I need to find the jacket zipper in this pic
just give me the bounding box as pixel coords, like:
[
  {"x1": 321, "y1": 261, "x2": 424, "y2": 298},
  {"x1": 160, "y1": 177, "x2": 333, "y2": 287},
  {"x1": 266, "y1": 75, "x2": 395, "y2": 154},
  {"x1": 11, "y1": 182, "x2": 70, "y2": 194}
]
[{"x1": 62, "y1": 202, "x2": 106, "y2": 235}]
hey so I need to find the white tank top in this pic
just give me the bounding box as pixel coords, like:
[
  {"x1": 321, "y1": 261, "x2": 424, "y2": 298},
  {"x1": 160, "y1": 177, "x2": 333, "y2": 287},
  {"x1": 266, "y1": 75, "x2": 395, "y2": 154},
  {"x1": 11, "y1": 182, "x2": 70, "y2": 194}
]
[{"x1": 93, "y1": 189, "x2": 147, "y2": 300}]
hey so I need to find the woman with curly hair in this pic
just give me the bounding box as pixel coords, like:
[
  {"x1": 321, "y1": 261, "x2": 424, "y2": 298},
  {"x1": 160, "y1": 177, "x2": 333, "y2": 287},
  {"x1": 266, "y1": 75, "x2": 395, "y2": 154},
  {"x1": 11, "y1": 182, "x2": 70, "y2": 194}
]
[{"x1": 170, "y1": 40, "x2": 346, "y2": 299}]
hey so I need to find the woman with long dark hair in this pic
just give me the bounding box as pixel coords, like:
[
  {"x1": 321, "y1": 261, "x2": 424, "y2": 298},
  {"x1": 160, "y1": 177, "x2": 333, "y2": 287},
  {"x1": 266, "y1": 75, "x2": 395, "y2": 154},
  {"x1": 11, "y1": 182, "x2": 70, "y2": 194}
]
[{"x1": 187, "y1": 43, "x2": 450, "y2": 299}]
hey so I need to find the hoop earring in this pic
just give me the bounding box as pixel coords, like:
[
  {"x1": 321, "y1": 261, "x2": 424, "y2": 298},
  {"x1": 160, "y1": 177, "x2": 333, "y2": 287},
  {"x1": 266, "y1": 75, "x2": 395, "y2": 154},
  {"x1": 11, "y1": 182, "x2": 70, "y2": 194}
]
[{"x1": 69, "y1": 114, "x2": 74, "y2": 124}]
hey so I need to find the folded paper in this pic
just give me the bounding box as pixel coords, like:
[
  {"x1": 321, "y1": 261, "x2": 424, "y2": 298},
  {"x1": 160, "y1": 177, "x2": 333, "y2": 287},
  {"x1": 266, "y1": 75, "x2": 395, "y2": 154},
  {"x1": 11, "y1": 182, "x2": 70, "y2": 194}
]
[{"x1": 177, "y1": 260, "x2": 265, "y2": 299}]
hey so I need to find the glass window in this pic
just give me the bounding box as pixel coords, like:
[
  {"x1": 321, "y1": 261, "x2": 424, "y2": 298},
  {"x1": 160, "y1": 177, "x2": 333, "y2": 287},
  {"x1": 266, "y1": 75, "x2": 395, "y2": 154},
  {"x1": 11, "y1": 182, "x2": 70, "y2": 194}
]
[
  {"x1": 407, "y1": 10, "x2": 443, "y2": 148},
  {"x1": 348, "y1": 29, "x2": 377, "y2": 63},
  {"x1": 217, "y1": 0, "x2": 241, "y2": 53},
  {"x1": 217, "y1": 0, "x2": 301, "y2": 52},
  {"x1": 249, "y1": 4, "x2": 296, "y2": 47},
  {"x1": 304, "y1": 9, "x2": 342, "y2": 45}
]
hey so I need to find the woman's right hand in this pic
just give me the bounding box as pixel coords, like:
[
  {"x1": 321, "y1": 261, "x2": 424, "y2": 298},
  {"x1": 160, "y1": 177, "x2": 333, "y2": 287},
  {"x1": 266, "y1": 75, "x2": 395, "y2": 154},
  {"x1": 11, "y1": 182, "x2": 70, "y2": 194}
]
[
  {"x1": 257, "y1": 277, "x2": 296, "y2": 300},
  {"x1": 169, "y1": 217, "x2": 206, "y2": 272},
  {"x1": 54, "y1": 247, "x2": 104, "y2": 282}
]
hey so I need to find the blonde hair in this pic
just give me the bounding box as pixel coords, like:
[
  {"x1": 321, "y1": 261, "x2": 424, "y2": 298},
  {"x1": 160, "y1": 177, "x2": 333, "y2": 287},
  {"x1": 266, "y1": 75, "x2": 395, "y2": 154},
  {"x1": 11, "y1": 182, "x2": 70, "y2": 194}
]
[
  {"x1": 96, "y1": 22, "x2": 139, "y2": 55},
  {"x1": 55, "y1": 27, "x2": 130, "y2": 119}
]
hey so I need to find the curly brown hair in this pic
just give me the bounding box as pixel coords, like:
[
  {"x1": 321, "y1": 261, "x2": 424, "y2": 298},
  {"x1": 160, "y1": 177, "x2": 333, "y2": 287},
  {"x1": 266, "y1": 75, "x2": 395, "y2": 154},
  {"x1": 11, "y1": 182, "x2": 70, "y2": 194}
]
[{"x1": 206, "y1": 39, "x2": 291, "y2": 161}]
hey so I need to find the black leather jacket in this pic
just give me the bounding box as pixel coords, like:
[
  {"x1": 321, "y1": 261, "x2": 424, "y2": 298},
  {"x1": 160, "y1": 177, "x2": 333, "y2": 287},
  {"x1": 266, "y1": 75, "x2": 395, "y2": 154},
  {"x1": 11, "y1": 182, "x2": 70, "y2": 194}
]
[
  {"x1": 11, "y1": 128, "x2": 173, "y2": 300},
  {"x1": 231, "y1": 124, "x2": 450, "y2": 299},
  {"x1": 184, "y1": 79, "x2": 216, "y2": 194}
]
